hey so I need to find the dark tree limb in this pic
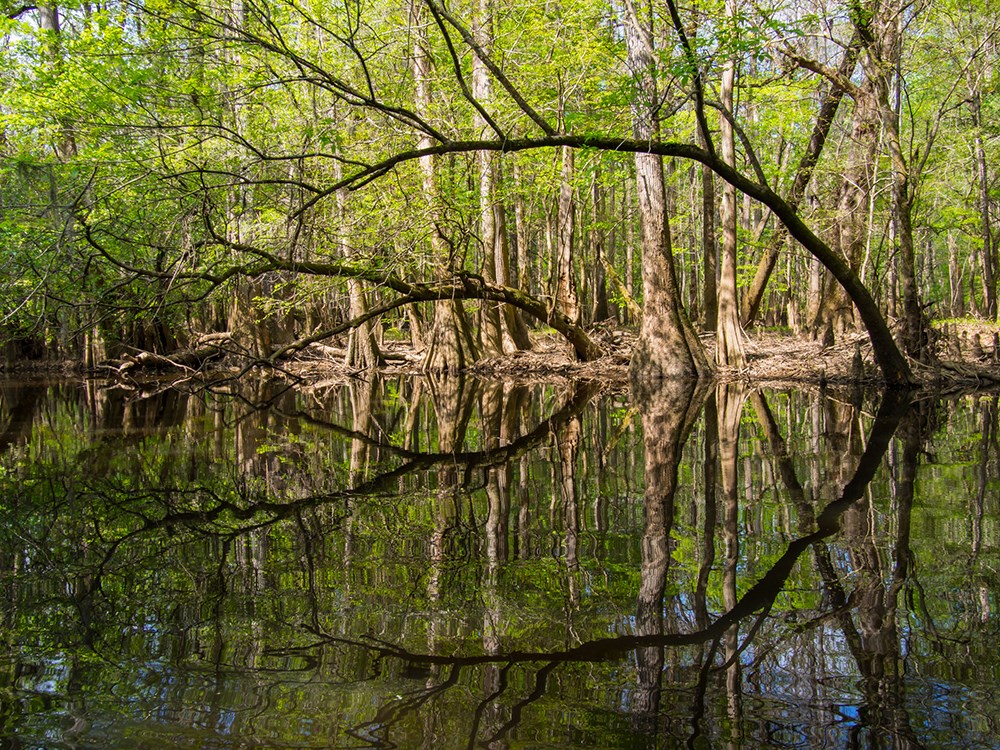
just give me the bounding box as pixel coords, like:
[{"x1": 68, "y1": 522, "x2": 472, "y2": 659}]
[
  {"x1": 265, "y1": 271, "x2": 605, "y2": 363},
  {"x1": 422, "y1": 0, "x2": 556, "y2": 136},
  {"x1": 82, "y1": 127, "x2": 912, "y2": 382},
  {"x1": 288, "y1": 133, "x2": 913, "y2": 384},
  {"x1": 741, "y1": 31, "x2": 862, "y2": 327},
  {"x1": 5, "y1": 4, "x2": 35, "y2": 19}
]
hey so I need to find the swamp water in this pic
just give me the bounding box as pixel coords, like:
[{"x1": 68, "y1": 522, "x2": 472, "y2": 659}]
[{"x1": 0, "y1": 375, "x2": 997, "y2": 749}]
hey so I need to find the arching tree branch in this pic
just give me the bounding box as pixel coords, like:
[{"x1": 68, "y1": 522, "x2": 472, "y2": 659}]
[{"x1": 290, "y1": 133, "x2": 911, "y2": 383}]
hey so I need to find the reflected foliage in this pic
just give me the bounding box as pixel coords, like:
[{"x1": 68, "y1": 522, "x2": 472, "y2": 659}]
[{"x1": 0, "y1": 377, "x2": 998, "y2": 748}]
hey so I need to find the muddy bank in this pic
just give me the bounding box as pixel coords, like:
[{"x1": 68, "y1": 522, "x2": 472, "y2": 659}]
[
  {"x1": 281, "y1": 322, "x2": 1000, "y2": 392},
  {"x1": 5, "y1": 323, "x2": 1000, "y2": 392}
]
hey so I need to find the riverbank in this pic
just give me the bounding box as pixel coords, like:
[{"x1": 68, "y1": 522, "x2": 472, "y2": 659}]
[
  {"x1": 284, "y1": 322, "x2": 1000, "y2": 391},
  {"x1": 5, "y1": 322, "x2": 1000, "y2": 391}
]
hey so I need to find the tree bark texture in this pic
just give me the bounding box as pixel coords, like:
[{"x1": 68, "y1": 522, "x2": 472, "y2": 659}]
[
  {"x1": 555, "y1": 146, "x2": 581, "y2": 324},
  {"x1": 716, "y1": 0, "x2": 745, "y2": 368},
  {"x1": 623, "y1": 0, "x2": 711, "y2": 382},
  {"x1": 411, "y1": 0, "x2": 479, "y2": 371}
]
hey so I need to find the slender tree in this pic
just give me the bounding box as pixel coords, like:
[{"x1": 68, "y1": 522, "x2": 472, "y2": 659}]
[{"x1": 716, "y1": 0, "x2": 745, "y2": 368}]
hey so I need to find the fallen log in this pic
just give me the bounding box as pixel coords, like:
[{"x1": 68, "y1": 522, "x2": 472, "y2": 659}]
[{"x1": 110, "y1": 333, "x2": 234, "y2": 374}]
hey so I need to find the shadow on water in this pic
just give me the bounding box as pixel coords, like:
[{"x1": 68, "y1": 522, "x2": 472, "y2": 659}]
[{"x1": 0, "y1": 375, "x2": 998, "y2": 748}]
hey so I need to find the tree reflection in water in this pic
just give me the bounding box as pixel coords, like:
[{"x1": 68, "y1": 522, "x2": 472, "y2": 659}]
[{"x1": 0, "y1": 376, "x2": 997, "y2": 748}]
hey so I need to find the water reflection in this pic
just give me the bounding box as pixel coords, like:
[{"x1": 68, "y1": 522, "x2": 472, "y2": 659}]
[{"x1": 0, "y1": 376, "x2": 997, "y2": 748}]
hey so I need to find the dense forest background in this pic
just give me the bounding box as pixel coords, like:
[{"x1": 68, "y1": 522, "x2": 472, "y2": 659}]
[{"x1": 0, "y1": 0, "x2": 997, "y2": 382}]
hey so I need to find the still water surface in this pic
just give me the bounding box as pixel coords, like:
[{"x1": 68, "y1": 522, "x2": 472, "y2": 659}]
[{"x1": 0, "y1": 375, "x2": 998, "y2": 748}]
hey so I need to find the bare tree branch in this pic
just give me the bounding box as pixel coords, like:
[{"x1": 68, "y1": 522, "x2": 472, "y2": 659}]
[{"x1": 423, "y1": 0, "x2": 556, "y2": 136}]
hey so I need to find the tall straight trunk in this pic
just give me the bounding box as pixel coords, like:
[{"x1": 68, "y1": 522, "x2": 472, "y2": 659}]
[
  {"x1": 814, "y1": 96, "x2": 879, "y2": 341},
  {"x1": 334, "y1": 157, "x2": 382, "y2": 369},
  {"x1": 344, "y1": 270, "x2": 381, "y2": 370},
  {"x1": 883, "y1": 18, "x2": 924, "y2": 360},
  {"x1": 806, "y1": 254, "x2": 823, "y2": 336},
  {"x1": 477, "y1": 147, "x2": 504, "y2": 355},
  {"x1": 555, "y1": 146, "x2": 581, "y2": 324},
  {"x1": 699, "y1": 132, "x2": 718, "y2": 332},
  {"x1": 786, "y1": 249, "x2": 799, "y2": 331},
  {"x1": 971, "y1": 91, "x2": 996, "y2": 318},
  {"x1": 493, "y1": 169, "x2": 532, "y2": 350},
  {"x1": 812, "y1": 36, "x2": 882, "y2": 343},
  {"x1": 471, "y1": 0, "x2": 530, "y2": 353},
  {"x1": 411, "y1": 0, "x2": 478, "y2": 371},
  {"x1": 949, "y1": 232, "x2": 965, "y2": 317},
  {"x1": 40, "y1": 3, "x2": 80, "y2": 357},
  {"x1": 40, "y1": 5, "x2": 76, "y2": 162},
  {"x1": 690, "y1": 14, "x2": 717, "y2": 334},
  {"x1": 685, "y1": 163, "x2": 701, "y2": 320},
  {"x1": 512, "y1": 161, "x2": 531, "y2": 291},
  {"x1": 624, "y1": 0, "x2": 710, "y2": 383},
  {"x1": 606, "y1": 181, "x2": 621, "y2": 322},
  {"x1": 625, "y1": 176, "x2": 636, "y2": 325},
  {"x1": 891, "y1": 174, "x2": 922, "y2": 358},
  {"x1": 812, "y1": 0, "x2": 926, "y2": 360},
  {"x1": 591, "y1": 179, "x2": 611, "y2": 322},
  {"x1": 716, "y1": 0, "x2": 745, "y2": 368}
]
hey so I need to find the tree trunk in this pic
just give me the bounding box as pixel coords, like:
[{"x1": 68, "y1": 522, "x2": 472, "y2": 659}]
[
  {"x1": 949, "y1": 232, "x2": 965, "y2": 317},
  {"x1": 476, "y1": 145, "x2": 505, "y2": 356},
  {"x1": 493, "y1": 172, "x2": 533, "y2": 351},
  {"x1": 624, "y1": 0, "x2": 711, "y2": 382},
  {"x1": 40, "y1": 5, "x2": 77, "y2": 162},
  {"x1": 699, "y1": 130, "x2": 718, "y2": 332},
  {"x1": 971, "y1": 90, "x2": 996, "y2": 318},
  {"x1": 718, "y1": 382, "x2": 746, "y2": 741},
  {"x1": 882, "y1": 13, "x2": 925, "y2": 360},
  {"x1": 741, "y1": 33, "x2": 861, "y2": 327},
  {"x1": 512, "y1": 161, "x2": 531, "y2": 292},
  {"x1": 554, "y1": 146, "x2": 581, "y2": 324},
  {"x1": 813, "y1": 85, "x2": 881, "y2": 341},
  {"x1": 625, "y1": 176, "x2": 636, "y2": 325},
  {"x1": 716, "y1": 0, "x2": 745, "y2": 368},
  {"x1": 411, "y1": 0, "x2": 478, "y2": 371},
  {"x1": 633, "y1": 377, "x2": 709, "y2": 719},
  {"x1": 336, "y1": 159, "x2": 382, "y2": 369},
  {"x1": 472, "y1": 0, "x2": 506, "y2": 356},
  {"x1": 591, "y1": 179, "x2": 611, "y2": 322}
]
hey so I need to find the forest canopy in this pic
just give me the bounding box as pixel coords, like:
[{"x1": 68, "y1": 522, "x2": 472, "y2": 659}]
[{"x1": 0, "y1": 0, "x2": 997, "y2": 384}]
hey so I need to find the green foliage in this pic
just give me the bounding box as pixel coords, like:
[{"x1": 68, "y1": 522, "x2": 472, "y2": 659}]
[{"x1": 0, "y1": 0, "x2": 997, "y2": 357}]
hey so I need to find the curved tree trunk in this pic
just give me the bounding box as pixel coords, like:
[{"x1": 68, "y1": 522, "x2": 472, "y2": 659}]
[{"x1": 268, "y1": 270, "x2": 604, "y2": 362}]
